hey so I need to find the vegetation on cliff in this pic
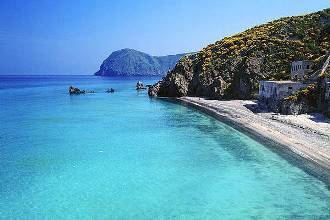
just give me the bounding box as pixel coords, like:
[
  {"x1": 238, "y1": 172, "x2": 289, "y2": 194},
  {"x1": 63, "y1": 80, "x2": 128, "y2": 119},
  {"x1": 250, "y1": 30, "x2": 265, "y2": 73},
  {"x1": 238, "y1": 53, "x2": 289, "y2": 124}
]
[{"x1": 150, "y1": 8, "x2": 330, "y2": 99}]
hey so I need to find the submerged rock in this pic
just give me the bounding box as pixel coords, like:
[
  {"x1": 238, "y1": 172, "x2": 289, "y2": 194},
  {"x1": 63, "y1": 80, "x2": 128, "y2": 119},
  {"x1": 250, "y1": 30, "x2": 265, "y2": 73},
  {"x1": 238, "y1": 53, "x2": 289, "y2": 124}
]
[
  {"x1": 106, "y1": 88, "x2": 115, "y2": 93},
  {"x1": 136, "y1": 81, "x2": 146, "y2": 90},
  {"x1": 69, "y1": 86, "x2": 85, "y2": 95}
]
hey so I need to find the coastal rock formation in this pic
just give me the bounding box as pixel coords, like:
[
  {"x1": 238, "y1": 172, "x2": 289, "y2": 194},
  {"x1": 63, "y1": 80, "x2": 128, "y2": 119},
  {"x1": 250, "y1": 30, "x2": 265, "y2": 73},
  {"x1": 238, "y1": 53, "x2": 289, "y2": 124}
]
[
  {"x1": 95, "y1": 48, "x2": 187, "y2": 76},
  {"x1": 69, "y1": 86, "x2": 85, "y2": 95},
  {"x1": 148, "y1": 82, "x2": 161, "y2": 97},
  {"x1": 106, "y1": 88, "x2": 115, "y2": 93},
  {"x1": 149, "y1": 8, "x2": 330, "y2": 100},
  {"x1": 136, "y1": 81, "x2": 145, "y2": 90}
]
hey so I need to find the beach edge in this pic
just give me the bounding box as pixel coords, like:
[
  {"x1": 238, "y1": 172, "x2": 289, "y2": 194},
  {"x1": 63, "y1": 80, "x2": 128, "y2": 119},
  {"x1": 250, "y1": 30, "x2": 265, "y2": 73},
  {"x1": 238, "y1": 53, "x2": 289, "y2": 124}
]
[{"x1": 175, "y1": 97, "x2": 330, "y2": 185}]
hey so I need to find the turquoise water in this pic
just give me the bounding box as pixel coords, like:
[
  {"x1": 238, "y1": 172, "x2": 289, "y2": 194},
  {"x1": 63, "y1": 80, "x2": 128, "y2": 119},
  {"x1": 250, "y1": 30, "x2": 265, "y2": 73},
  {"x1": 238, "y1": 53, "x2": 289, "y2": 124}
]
[{"x1": 0, "y1": 75, "x2": 329, "y2": 219}]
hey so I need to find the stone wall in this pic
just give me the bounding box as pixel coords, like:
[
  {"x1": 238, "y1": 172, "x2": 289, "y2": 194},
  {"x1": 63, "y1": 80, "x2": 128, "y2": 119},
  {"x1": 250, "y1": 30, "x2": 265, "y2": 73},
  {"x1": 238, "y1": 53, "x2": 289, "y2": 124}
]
[
  {"x1": 317, "y1": 77, "x2": 330, "y2": 114},
  {"x1": 280, "y1": 98, "x2": 310, "y2": 115},
  {"x1": 259, "y1": 81, "x2": 305, "y2": 100}
]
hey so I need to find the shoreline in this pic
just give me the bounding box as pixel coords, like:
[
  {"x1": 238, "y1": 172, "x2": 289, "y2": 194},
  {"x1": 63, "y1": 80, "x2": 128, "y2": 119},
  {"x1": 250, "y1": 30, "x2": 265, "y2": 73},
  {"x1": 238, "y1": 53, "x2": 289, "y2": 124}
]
[{"x1": 176, "y1": 97, "x2": 330, "y2": 185}]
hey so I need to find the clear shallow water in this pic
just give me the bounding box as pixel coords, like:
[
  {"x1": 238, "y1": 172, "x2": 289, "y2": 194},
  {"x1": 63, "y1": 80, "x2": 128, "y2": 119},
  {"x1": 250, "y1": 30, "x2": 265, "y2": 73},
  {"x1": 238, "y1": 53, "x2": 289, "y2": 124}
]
[{"x1": 0, "y1": 75, "x2": 329, "y2": 219}]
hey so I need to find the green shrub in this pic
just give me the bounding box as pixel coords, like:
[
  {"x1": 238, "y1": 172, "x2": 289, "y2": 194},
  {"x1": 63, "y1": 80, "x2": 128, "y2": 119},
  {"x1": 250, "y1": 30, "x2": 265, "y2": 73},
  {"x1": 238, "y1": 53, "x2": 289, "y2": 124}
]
[
  {"x1": 285, "y1": 83, "x2": 318, "y2": 107},
  {"x1": 195, "y1": 8, "x2": 330, "y2": 80}
]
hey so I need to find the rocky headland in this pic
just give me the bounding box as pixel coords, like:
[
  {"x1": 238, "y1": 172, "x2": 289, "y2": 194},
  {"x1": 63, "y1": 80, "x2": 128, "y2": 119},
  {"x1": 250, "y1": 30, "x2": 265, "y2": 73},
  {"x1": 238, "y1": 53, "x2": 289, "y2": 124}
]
[
  {"x1": 148, "y1": 8, "x2": 330, "y2": 105},
  {"x1": 147, "y1": 8, "x2": 330, "y2": 174}
]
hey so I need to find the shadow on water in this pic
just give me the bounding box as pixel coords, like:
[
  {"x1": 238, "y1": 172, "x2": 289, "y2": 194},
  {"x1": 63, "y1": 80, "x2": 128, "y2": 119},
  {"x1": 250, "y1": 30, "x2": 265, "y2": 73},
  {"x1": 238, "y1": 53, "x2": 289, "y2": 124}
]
[
  {"x1": 155, "y1": 97, "x2": 330, "y2": 189},
  {"x1": 194, "y1": 120, "x2": 262, "y2": 163},
  {"x1": 150, "y1": 98, "x2": 265, "y2": 163}
]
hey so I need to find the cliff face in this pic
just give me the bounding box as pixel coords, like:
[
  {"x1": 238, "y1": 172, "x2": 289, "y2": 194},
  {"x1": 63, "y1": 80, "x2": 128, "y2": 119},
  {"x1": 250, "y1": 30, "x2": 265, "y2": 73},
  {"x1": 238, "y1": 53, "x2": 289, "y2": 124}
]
[
  {"x1": 95, "y1": 49, "x2": 186, "y2": 76},
  {"x1": 149, "y1": 8, "x2": 330, "y2": 99}
]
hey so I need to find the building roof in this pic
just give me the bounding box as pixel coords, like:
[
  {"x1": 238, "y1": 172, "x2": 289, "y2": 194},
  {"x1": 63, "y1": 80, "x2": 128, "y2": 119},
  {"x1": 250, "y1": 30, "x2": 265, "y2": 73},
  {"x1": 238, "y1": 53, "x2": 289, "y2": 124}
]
[{"x1": 260, "y1": 80, "x2": 302, "y2": 84}]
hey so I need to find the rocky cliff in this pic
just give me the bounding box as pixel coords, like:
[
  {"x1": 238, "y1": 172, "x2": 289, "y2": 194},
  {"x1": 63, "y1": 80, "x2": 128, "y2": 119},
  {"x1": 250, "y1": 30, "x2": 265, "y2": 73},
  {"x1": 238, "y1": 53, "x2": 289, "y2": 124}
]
[
  {"x1": 149, "y1": 8, "x2": 330, "y2": 99},
  {"x1": 95, "y1": 49, "x2": 186, "y2": 76}
]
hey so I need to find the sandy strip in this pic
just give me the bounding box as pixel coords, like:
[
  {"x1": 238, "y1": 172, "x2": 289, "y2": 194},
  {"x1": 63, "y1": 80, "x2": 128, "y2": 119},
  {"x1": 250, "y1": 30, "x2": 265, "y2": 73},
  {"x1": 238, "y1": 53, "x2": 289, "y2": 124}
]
[{"x1": 177, "y1": 97, "x2": 330, "y2": 183}]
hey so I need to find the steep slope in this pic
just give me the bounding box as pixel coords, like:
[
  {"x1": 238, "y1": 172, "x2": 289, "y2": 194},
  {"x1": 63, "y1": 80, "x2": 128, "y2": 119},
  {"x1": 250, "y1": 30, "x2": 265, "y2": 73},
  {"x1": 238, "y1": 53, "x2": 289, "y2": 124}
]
[
  {"x1": 95, "y1": 49, "x2": 186, "y2": 76},
  {"x1": 149, "y1": 8, "x2": 330, "y2": 99}
]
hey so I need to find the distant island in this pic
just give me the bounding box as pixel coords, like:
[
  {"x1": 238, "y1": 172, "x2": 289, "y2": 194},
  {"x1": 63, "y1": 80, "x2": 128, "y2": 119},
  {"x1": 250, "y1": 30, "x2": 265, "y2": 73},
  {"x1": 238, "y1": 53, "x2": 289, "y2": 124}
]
[{"x1": 95, "y1": 48, "x2": 187, "y2": 76}]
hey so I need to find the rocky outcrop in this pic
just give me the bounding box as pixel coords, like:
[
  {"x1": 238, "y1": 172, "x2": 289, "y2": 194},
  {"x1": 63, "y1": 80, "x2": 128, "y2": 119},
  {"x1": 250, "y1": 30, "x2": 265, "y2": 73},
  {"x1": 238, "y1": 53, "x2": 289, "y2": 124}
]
[
  {"x1": 149, "y1": 8, "x2": 330, "y2": 100},
  {"x1": 106, "y1": 88, "x2": 115, "y2": 93},
  {"x1": 136, "y1": 81, "x2": 146, "y2": 90},
  {"x1": 95, "y1": 49, "x2": 187, "y2": 76},
  {"x1": 148, "y1": 82, "x2": 161, "y2": 97},
  {"x1": 69, "y1": 86, "x2": 85, "y2": 95},
  {"x1": 149, "y1": 52, "x2": 265, "y2": 99}
]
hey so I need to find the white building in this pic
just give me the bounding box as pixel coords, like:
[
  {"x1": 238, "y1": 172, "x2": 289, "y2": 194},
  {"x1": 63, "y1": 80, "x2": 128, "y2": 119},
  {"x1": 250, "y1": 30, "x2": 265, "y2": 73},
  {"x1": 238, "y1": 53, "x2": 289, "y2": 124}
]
[
  {"x1": 291, "y1": 60, "x2": 313, "y2": 80},
  {"x1": 259, "y1": 81, "x2": 306, "y2": 101},
  {"x1": 258, "y1": 60, "x2": 314, "y2": 112}
]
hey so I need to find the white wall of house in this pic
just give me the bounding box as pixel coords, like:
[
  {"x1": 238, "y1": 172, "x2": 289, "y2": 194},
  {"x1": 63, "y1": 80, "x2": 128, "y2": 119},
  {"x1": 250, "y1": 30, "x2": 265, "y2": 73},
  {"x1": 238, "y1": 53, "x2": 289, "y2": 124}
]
[
  {"x1": 259, "y1": 81, "x2": 305, "y2": 100},
  {"x1": 291, "y1": 61, "x2": 313, "y2": 80}
]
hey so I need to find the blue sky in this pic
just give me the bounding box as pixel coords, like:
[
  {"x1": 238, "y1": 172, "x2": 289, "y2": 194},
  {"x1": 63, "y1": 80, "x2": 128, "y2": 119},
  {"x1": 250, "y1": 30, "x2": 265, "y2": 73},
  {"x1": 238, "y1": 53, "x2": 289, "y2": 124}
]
[{"x1": 0, "y1": 0, "x2": 329, "y2": 75}]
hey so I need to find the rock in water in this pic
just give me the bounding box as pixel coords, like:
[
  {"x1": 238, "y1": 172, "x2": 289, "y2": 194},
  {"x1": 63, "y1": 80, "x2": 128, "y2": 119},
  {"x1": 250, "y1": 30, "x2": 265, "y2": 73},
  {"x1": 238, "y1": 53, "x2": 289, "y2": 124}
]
[
  {"x1": 148, "y1": 82, "x2": 161, "y2": 96},
  {"x1": 106, "y1": 88, "x2": 115, "y2": 93},
  {"x1": 69, "y1": 86, "x2": 85, "y2": 95},
  {"x1": 136, "y1": 81, "x2": 146, "y2": 90}
]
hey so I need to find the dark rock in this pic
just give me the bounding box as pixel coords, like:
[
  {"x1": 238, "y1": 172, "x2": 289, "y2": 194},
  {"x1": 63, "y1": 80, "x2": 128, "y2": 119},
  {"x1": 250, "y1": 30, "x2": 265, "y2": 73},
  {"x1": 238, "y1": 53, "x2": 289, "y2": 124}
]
[
  {"x1": 317, "y1": 77, "x2": 330, "y2": 114},
  {"x1": 136, "y1": 81, "x2": 146, "y2": 90},
  {"x1": 69, "y1": 86, "x2": 85, "y2": 95},
  {"x1": 148, "y1": 54, "x2": 228, "y2": 99},
  {"x1": 106, "y1": 88, "x2": 115, "y2": 93},
  {"x1": 148, "y1": 82, "x2": 161, "y2": 96},
  {"x1": 280, "y1": 98, "x2": 310, "y2": 115}
]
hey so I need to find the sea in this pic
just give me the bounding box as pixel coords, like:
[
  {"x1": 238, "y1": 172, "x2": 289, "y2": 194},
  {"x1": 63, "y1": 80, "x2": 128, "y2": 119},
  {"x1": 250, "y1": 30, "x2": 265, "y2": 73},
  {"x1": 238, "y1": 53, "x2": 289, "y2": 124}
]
[{"x1": 0, "y1": 75, "x2": 329, "y2": 219}]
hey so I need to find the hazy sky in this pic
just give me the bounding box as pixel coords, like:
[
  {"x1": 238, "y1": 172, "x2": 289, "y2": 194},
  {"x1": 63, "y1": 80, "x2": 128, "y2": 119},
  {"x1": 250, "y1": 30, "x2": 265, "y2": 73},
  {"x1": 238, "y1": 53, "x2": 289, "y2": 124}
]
[{"x1": 0, "y1": 0, "x2": 329, "y2": 75}]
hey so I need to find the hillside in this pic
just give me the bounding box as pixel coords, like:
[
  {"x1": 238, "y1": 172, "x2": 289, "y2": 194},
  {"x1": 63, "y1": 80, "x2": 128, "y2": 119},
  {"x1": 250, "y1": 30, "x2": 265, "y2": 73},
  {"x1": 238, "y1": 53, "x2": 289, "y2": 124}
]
[
  {"x1": 95, "y1": 49, "x2": 186, "y2": 76},
  {"x1": 149, "y1": 8, "x2": 330, "y2": 99}
]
